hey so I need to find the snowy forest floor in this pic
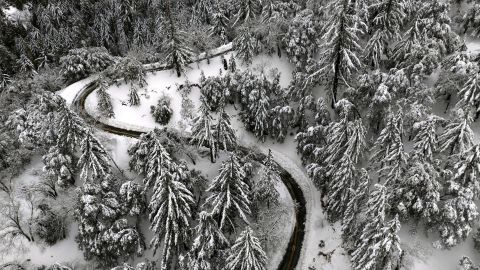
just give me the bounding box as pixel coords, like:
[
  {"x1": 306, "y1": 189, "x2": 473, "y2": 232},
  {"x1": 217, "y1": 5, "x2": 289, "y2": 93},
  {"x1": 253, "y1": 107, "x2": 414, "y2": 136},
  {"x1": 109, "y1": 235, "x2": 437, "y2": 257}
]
[{"x1": 5, "y1": 40, "x2": 480, "y2": 270}]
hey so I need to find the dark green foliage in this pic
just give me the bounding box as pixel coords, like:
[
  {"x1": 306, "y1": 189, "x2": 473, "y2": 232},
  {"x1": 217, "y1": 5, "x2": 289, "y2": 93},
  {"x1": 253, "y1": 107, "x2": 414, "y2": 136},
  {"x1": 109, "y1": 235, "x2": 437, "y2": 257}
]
[
  {"x1": 151, "y1": 94, "x2": 173, "y2": 125},
  {"x1": 60, "y1": 47, "x2": 114, "y2": 82}
]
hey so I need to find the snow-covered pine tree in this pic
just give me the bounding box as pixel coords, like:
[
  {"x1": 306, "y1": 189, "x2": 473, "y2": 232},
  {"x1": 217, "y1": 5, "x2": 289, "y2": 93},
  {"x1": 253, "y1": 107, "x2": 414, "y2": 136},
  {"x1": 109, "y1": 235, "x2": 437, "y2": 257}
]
[
  {"x1": 234, "y1": 26, "x2": 258, "y2": 65},
  {"x1": 180, "y1": 211, "x2": 229, "y2": 270},
  {"x1": 75, "y1": 176, "x2": 121, "y2": 265},
  {"x1": 128, "y1": 128, "x2": 173, "y2": 190},
  {"x1": 151, "y1": 94, "x2": 173, "y2": 125},
  {"x1": 225, "y1": 227, "x2": 267, "y2": 270},
  {"x1": 394, "y1": 156, "x2": 441, "y2": 226},
  {"x1": 452, "y1": 144, "x2": 480, "y2": 198},
  {"x1": 192, "y1": 0, "x2": 216, "y2": 24},
  {"x1": 253, "y1": 149, "x2": 280, "y2": 208},
  {"x1": 55, "y1": 103, "x2": 85, "y2": 153},
  {"x1": 163, "y1": 1, "x2": 194, "y2": 77},
  {"x1": 283, "y1": 9, "x2": 319, "y2": 69},
  {"x1": 342, "y1": 168, "x2": 369, "y2": 245},
  {"x1": 98, "y1": 218, "x2": 143, "y2": 265},
  {"x1": 244, "y1": 76, "x2": 271, "y2": 141},
  {"x1": 209, "y1": 10, "x2": 230, "y2": 43},
  {"x1": 324, "y1": 102, "x2": 367, "y2": 165},
  {"x1": 233, "y1": 0, "x2": 262, "y2": 26},
  {"x1": 96, "y1": 78, "x2": 115, "y2": 118},
  {"x1": 351, "y1": 184, "x2": 402, "y2": 270},
  {"x1": 270, "y1": 103, "x2": 295, "y2": 142},
  {"x1": 204, "y1": 153, "x2": 251, "y2": 229},
  {"x1": 149, "y1": 162, "x2": 194, "y2": 269},
  {"x1": 437, "y1": 186, "x2": 479, "y2": 248},
  {"x1": 438, "y1": 108, "x2": 474, "y2": 155},
  {"x1": 370, "y1": 110, "x2": 408, "y2": 185},
  {"x1": 412, "y1": 115, "x2": 440, "y2": 162},
  {"x1": 457, "y1": 72, "x2": 480, "y2": 117},
  {"x1": 77, "y1": 130, "x2": 111, "y2": 182},
  {"x1": 463, "y1": 3, "x2": 480, "y2": 36},
  {"x1": 119, "y1": 181, "x2": 146, "y2": 217},
  {"x1": 129, "y1": 85, "x2": 141, "y2": 106},
  {"x1": 326, "y1": 154, "x2": 357, "y2": 221},
  {"x1": 214, "y1": 107, "x2": 237, "y2": 152},
  {"x1": 42, "y1": 146, "x2": 75, "y2": 187},
  {"x1": 191, "y1": 99, "x2": 217, "y2": 163},
  {"x1": 364, "y1": 0, "x2": 406, "y2": 67},
  {"x1": 459, "y1": 256, "x2": 480, "y2": 270},
  {"x1": 306, "y1": 0, "x2": 364, "y2": 107}
]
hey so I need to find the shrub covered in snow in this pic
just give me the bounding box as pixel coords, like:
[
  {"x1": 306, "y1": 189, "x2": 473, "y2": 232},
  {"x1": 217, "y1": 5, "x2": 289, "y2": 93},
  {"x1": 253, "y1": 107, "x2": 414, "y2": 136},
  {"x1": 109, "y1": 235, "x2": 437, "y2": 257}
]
[
  {"x1": 60, "y1": 47, "x2": 114, "y2": 82},
  {"x1": 151, "y1": 94, "x2": 173, "y2": 125},
  {"x1": 34, "y1": 204, "x2": 67, "y2": 245}
]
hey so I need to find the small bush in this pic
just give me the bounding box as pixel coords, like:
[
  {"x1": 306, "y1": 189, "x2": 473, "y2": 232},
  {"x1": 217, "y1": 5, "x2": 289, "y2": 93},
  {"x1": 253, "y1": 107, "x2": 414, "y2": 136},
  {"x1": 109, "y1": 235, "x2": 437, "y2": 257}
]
[
  {"x1": 151, "y1": 94, "x2": 173, "y2": 125},
  {"x1": 34, "y1": 204, "x2": 67, "y2": 245},
  {"x1": 60, "y1": 47, "x2": 114, "y2": 82}
]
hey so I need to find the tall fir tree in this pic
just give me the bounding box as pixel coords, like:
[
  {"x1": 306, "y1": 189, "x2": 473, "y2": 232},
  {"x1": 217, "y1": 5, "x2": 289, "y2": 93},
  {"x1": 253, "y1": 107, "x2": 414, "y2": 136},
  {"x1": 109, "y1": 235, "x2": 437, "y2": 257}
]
[
  {"x1": 452, "y1": 144, "x2": 480, "y2": 198},
  {"x1": 364, "y1": 0, "x2": 407, "y2": 67},
  {"x1": 77, "y1": 130, "x2": 111, "y2": 182},
  {"x1": 225, "y1": 227, "x2": 267, "y2": 270},
  {"x1": 326, "y1": 154, "x2": 357, "y2": 221},
  {"x1": 96, "y1": 78, "x2": 115, "y2": 118},
  {"x1": 181, "y1": 211, "x2": 229, "y2": 270},
  {"x1": 128, "y1": 128, "x2": 174, "y2": 190},
  {"x1": 342, "y1": 168, "x2": 369, "y2": 245},
  {"x1": 214, "y1": 106, "x2": 237, "y2": 153},
  {"x1": 204, "y1": 154, "x2": 251, "y2": 229},
  {"x1": 191, "y1": 99, "x2": 217, "y2": 163},
  {"x1": 253, "y1": 149, "x2": 280, "y2": 208},
  {"x1": 163, "y1": 0, "x2": 194, "y2": 77},
  {"x1": 351, "y1": 184, "x2": 402, "y2": 270},
  {"x1": 412, "y1": 116, "x2": 440, "y2": 162},
  {"x1": 457, "y1": 72, "x2": 480, "y2": 116},
  {"x1": 55, "y1": 102, "x2": 85, "y2": 153},
  {"x1": 233, "y1": 0, "x2": 262, "y2": 26},
  {"x1": 438, "y1": 109, "x2": 474, "y2": 155},
  {"x1": 234, "y1": 26, "x2": 258, "y2": 65},
  {"x1": 149, "y1": 162, "x2": 195, "y2": 269},
  {"x1": 306, "y1": 0, "x2": 364, "y2": 107}
]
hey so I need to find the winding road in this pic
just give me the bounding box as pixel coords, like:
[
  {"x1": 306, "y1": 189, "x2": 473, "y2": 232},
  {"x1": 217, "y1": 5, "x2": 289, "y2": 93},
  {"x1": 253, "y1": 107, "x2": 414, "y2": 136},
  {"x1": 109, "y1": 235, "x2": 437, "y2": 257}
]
[{"x1": 69, "y1": 49, "x2": 307, "y2": 270}]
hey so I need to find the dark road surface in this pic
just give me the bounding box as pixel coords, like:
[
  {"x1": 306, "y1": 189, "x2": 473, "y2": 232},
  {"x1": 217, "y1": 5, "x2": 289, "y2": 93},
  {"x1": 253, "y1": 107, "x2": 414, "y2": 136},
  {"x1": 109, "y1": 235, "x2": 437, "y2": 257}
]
[{"x1": 70, "y1": 52, "x2": 307, "y2": 270}]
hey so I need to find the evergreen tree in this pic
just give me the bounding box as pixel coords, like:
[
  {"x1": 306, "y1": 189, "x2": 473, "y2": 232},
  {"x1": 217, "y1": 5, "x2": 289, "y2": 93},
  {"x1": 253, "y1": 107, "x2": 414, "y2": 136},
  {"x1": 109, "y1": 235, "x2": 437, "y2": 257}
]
[
  {"x1": 42, "y1": 146, "x2": 75, "y2": 187},
  {"x1": 128, "y1": 128, "x2": 173, "y2": 190},
  {"x1": 75, "y1": 176, "x2": 121, "y2": 265},
  {"x1": 244, "y1": 76, "x2": 271, "y2": 141},
  {"x1": 149, "y1": 162, "x2": 195, "y2": 269},
  {"x1": 342, "y1": 168, "x2": 369, "y2": 244},
  {"x1": 253, "y1": 149, "x2": 280, "y2": 208},
  {"x1": 351, "y1": 184, "x2": 402, "y2": 270},
  {"x1": 234, "y1": 26, "x2": 258, "y2": 65},
  {"x1": 459, "y1": 256, "x2": 480, "y2": 270},
  {"x1": 452, "y1": 144, "x2": 480, "y2": 198},
  {"x1": 204, "y1": 154, "x2": 251, "y2": 229},
  {"x1": 151, "y1": 94, "x2": 173, "y2": 125},
  {"x1": 306, "y1": 0, "x2": 364, "y2": 106},
  {"x1": 364, "y1": 0, "x2": 407, "y2": 67},
  {"x1": 370, "y1": 110, "x2": 408, "y2": 185},
  {"x1": 163, "y1": 2, "x2": 194, "y2": 77},
  {"x1": 270, "y1": 104, "x2": 295, "y2": 142},
  {"x1": 326, "y1": 154, "x2": 357, "y2": 221},
  {"x1": 119, "y1": 181, "x2": 146, "y2": 217},
  {"x1": 210, "y1": 10, "x2": 230, "y2": 43},
  {"x1": 192, "y1": 0, "x2": 216, "y2": 24},
  {"x1": 437, "y1": 187, "x2": 479, "y2": 248},
  {"x1": 181, "y1": 211, "x2": 229, "y2": 270},
  {"x1": 283, "y1": 9, "x2": 319, "y2": 68},
  {"x1": 77, "y1": 130, "x2": 111, "y2": 182},
  {"x1": 394, "y1": 157, "x2": 441, "y2": 225},
  {"x1": 191, "y1": 100, "x2": 217, "y2": 163},
  {"x1": 457, "y1": 72, "x2": 480, "y2": 116},
  {"x1": 438, "y1": 109, "x2": 474, "y2": 155},
  {"x1": 55, "y1": 103, "x2": 85, "y2": 153},
  {"x1": 96, "y1": 78, "x2": 115, "y2": 118},
  {"x1": 233, "y1": 0, "x2": 262, "y2": 26},
  {"x1": 98, "y1": 218, "x2": 143, "y2": 265},
  {"x1": 412, "y1": 116, "x2": 440, "y2": 162},
  {"x1": 225, "y1": 227, "x2": 267, "y2": 270},
  {"x1": 215, "y1": 107, "x2": 237, "y2": 152}
]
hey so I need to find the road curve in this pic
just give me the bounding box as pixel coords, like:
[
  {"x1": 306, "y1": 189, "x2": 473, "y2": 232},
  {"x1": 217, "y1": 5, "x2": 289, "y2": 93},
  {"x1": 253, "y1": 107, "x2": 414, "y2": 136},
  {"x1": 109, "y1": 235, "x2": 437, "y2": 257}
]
[{"x1": 70, "y1": 52, "x2": 306, "y2": 270}]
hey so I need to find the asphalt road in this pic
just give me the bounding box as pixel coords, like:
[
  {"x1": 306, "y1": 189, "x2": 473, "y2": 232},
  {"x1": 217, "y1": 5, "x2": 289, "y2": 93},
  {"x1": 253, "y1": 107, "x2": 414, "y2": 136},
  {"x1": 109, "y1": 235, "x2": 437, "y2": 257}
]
[{"x1": 70, "y1": 54, "x2": 307, "y2": 270}]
